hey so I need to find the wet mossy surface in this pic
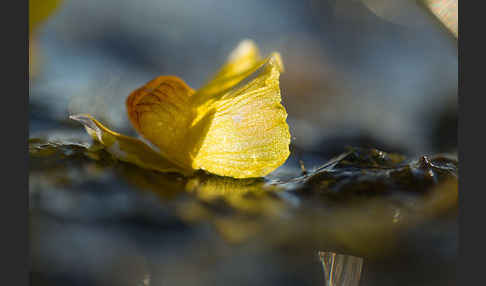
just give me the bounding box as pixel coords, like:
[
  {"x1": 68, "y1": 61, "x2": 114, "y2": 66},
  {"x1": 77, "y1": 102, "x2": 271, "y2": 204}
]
[
  {"x1": 299, "y1": 147, "x2": 456, "y2": 199},
  {"x1": 29, "y1": 135, "x2": 458, "y2": 286}
]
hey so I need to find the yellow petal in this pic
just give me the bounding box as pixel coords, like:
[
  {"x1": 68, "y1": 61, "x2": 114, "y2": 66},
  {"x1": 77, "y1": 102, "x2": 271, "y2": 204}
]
[
  {"x1": 126, "y1": 76, "x2": 196, "y2": 169},
  {"x1": 69, "y1": 114, "x2": 193, "y2": 176},
  {"x1": 193, "y1": 39, "x2": 270, "y2": 106},
  {"x1": 191, "y1": 52, "x2": 290, "y2": 178},
  {"x1": 72, "y1": 40, "x2": 290, "y2": 179}
]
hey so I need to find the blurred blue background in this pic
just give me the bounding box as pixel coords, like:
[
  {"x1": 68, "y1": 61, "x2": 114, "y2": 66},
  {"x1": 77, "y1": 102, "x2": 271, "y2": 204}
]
[{"x1": 30, "y1": 0, "x2": 457, "y2": 158}]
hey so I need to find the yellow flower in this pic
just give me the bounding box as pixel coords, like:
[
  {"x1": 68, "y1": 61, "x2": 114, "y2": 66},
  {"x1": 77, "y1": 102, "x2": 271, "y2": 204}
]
[{"x1": 71, "y1": 40, "x2": 291, "y2": 178}]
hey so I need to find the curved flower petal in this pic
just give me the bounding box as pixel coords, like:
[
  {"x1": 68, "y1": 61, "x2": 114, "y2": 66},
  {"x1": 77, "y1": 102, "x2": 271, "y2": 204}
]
[
  {"x1": 191, "y1": 52, "x2": 290, "y2": 178},
  {"x1": 126, "y1": 76, "x2": 196, "y2": 169},
  {"x1": 193, "y1": 39, "x2": 267, "y2": 104},
  {"x1": 72, "y1": 39, "x2": 290, "y2": 179},
  {"x1": 69, "y1": 114, "x2": 193, "y2": 176}
]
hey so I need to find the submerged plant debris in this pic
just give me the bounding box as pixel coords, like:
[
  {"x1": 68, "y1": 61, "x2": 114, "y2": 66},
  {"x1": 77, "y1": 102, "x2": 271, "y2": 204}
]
[
  {"x1": 29, "y1": 129, "x2": 458, "y2": 285},
  {"x1": 30, "y1": 137, "x2": 457, "y2": 252}
]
